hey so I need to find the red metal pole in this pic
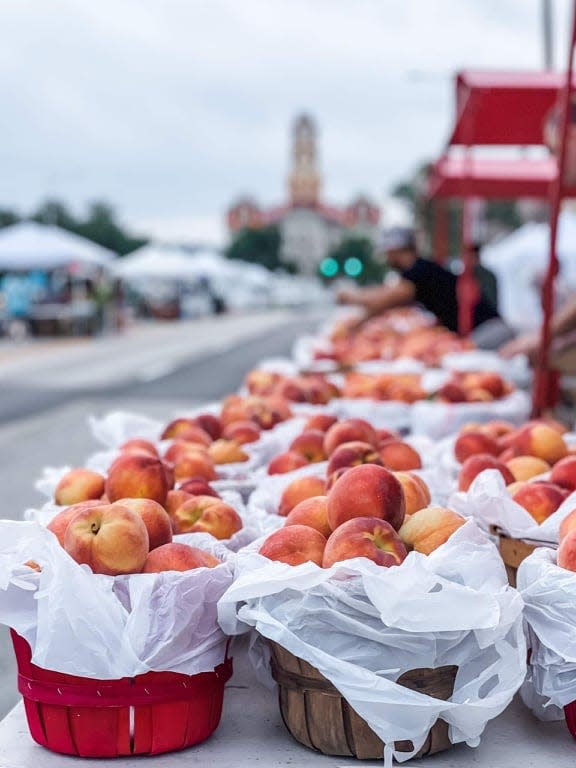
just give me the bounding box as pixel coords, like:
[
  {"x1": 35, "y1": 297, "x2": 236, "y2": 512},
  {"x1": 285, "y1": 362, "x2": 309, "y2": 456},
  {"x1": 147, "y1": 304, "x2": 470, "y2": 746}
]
[
  {"x1": 532, "y1": 2, "x2": 576, "y2": 416},
  {"x1": 433, "y1": 200, "x2": 449, "y2": 264}
]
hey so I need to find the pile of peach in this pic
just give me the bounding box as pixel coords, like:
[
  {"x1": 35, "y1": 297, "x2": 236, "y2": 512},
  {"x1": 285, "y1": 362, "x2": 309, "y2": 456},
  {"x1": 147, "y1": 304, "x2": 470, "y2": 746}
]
[
  {"x1": 245, "y1": 370, "x2": 340, "y2": 404},
  {"x1": 258, "y1": 464, "x2": 465, "y2": 569},
  {"x1": 455, "y1": 419, "x2": 576, "y2": 524},
  {"x1": 46, "y1": 437, "x2": 246, "y2": 576},
  {"x1": 266, "y1": 415, "x2": 423, "y2": 480}
]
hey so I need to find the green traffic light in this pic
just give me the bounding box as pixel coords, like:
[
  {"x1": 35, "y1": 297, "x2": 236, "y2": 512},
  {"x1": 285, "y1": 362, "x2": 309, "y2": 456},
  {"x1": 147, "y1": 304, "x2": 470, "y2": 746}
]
[
  {"x1": 320, "y1": 257, "x2": 339, "y2": 277},
  {"x1": 344, "y1": 257, "x2": 363, "y2": 277}
]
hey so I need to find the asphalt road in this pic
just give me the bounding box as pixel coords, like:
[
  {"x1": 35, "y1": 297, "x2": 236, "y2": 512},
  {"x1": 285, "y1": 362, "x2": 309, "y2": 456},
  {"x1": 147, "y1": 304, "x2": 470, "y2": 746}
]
[{"x1": 0, "y1": 311, "x2": 315, "y2": 719}]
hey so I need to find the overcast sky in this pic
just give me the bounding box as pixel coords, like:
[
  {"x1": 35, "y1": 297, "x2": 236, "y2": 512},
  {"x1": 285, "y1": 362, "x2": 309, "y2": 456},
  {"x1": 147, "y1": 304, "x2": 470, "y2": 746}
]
[{"x1": 0, "y1": 0, "x2": 571, "y2": 244}]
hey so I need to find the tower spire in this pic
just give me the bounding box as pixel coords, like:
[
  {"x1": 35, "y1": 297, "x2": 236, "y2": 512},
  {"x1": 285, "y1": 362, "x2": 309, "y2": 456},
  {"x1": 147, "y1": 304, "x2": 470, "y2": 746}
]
[{"x1": 288, "y1": 114, "x2": 321, "y2": 207}]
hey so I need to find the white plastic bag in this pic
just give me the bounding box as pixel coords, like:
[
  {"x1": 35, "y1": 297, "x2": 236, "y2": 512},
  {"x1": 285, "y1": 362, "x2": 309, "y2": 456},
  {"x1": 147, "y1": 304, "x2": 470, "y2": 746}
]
[
  {"x1": 0, "y1": 521, "x2": 234, "y2": 679},
  {"x1": 218, "y1": 522, "x2": 526, "y2": 766},
  {"x1": 441, "y1": 350, "x2": 531, "y2": 388}
]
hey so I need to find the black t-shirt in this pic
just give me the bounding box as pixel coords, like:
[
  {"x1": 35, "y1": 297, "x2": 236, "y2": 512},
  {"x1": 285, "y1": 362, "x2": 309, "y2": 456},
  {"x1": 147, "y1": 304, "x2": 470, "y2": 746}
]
[{"x1": 401, "y1": 257, "x2": 499, "y2": 332}]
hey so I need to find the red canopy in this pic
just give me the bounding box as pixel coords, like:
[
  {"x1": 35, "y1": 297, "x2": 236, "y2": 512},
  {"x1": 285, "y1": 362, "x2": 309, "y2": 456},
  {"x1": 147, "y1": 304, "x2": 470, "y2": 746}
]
[{"x1": 449, "y1": 70, "x2": 573, "y2": 146}]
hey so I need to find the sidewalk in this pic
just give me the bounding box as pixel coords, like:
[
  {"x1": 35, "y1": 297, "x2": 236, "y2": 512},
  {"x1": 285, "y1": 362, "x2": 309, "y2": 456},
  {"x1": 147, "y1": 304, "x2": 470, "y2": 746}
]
[{"x1": 0, "y1": 310, "x2": 300, "y2": 390}]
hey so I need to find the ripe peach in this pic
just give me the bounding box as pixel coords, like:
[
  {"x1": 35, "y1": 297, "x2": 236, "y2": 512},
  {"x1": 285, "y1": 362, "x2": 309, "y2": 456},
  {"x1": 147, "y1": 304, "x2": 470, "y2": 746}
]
[
  {"x1": 268, "y1": 451, "x2": 309, "y2": 475},
  {"x1": 174, "y1": 451, "x2": 217, "y2": 482},
  {"x1": 289, "y1": 430, "x2": 327, "y2": 463},
  {"x1": 111, "y1": 498, "x2": 172, "y2": 550},
  {"x1": 323, "y1": 517, "x2": 407, "y2": 568},
  {"x1": 512, "y1": 481, "x2": 567, "y2": 524},
  {"x1": 222, "y1": 420, "x2": 261, "y2": 445},
  {"x1": 472, "y1": 372, "x2": 506, "y2": 398},
  {"x1": 119, "y1": 438, "x2": 159, "y2": 458},
  {"x1": 259, "y1": 525, "x2": 326, "y2": 566},
  {"x1": 208, "y1": 439, "x2": 249, "y2": 464},
  {"x1": 193, "y1": 413, "x2": 223, "y2": 441},
  {"x1": 399, "y1": 506, "x2": 465, "y2": 555},
  {"x1": 499, "y1": 447, "x2": 517, "y2": 463},
  {"x1": 106, "y1": 455, "x2": 169, "y2": 506},
  {"x1": 379, "y1": 441, "x2": 422, "y2": 471},
  {"x1": 458, "y1": 455, "x2": 515, "y2": 492},
  {"x1": 285, "y1": 496, "x2": 331, "y2": 538},
  {"x1": 557, "y1": 529, "x2": 576, "y2": 572},
  {"x1": 506, "y1": 456, "x2": 551, "y2": 482},
  {"x1": 143, "y1": 542, "x2": 220, "y2": 573},
  {"x1": 47, "y1": 500, "x2": 102, "y2": 547},
  {"x1": 436, "y1": 381, "x2": 467, "y2": 403},
  {"x1": 454, "y1": 431, "x2": 500, "y2": 464},
  {"x1": 327, "y1": 441, "x2": 382, "y2": 477},
  {"x1": 54, "y1": 469, "x2": 106, "y2": 507},
  {"x1": 163, "y1": 440, "x2": 208, "y2": 465},
  {"x1": 173, "y1": 496, "x2": 242, "y2": 539},
  {"x1": 506, "y1": 481, "x2": 527, "y2": 496},
  {"x1": 278, "y1": 475, "x2": 327, "y2": 516},
  {"x1": 165, "y1": 489, "x2": 193, "y2": 518},
  {"x1": 560, "y1": 509, "x2": 576, "y2": 541},
  {"x1": 482, "y1": 420, "x2": 516, "y2": 439},
  {"x1": 326, "y1": 466, "x2": 350, "y2": 490},
  {"x1": 327, "y1": 464, "x2": 405, "y2": 532},
  {"x1": 161, "y1": 418, "x2": 202, "y2": 440},
  {"x1": 323, "y1": 419, "x2": 378, "y2": 456},
  {"x1": 376, "y1": 428, "x2": 401, "y2": 446},
  {"x1": 304, "y1": 413, "x2": 338, "y2": 433},
  {"x1": 551, "y1": 456, "x2": 576, "y2": 492},
  {"x1": 394, "y1": 472, "x2": 431, "y2": 516},
  {"x1": 245, "y1": 369, "x2": 282, "y2": 396},
  {"x1": 512, "y1": 424, "x2": 568, "y2": 465},
  {"x1": 178, "y1": 478, "x2": 221, "y2": 498},
  {"x1": 64, "y1": 504, "x2": 149, "y2": 575}
]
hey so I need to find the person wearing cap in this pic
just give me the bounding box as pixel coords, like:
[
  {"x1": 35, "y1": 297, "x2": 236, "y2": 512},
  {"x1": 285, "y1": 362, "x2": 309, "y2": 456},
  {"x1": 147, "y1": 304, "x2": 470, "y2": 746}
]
[{"x1": 338, "y1": 227, "x2": 513, "y2": 349}]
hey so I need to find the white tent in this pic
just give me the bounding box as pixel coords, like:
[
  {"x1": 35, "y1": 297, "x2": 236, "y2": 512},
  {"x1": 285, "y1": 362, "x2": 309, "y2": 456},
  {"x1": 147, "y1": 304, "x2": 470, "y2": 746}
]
[
  {"x1": 0, "y1": 221, "x2": 116, "y2": 270},
  {"x1": 482, "y1": 210, "x2": 576, "y2": 332},
  {"x1": 113, "y1": 245, "x2": 208, "y2": 281}
]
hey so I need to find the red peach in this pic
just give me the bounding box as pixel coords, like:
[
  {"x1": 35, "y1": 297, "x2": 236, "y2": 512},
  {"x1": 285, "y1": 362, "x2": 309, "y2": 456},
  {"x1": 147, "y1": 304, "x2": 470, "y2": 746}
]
[
  {"x1": 558, "y1": 528, "x2": 576, "y2": 571},
  {"x1": 268, "y1": 451, "x2": 309, "y2": 475},
  {"x1": 179, "y1": 478, "x2": 221, "y2": 498},
  {"x1": 327, "y1": 440, "x2": 382, "y2": 477},
  {"x1": 323, "y1": 517, "x2": 407, "y2": 568},
  {"x1": 304, "y1": 413, "x2": 338, "y2": 433},
  {"x1": 111, "y1": 498, "x2": 172, "y2": 550},
  {"x1": 454, "y1": 431, "x2": 500, "y2": 464},
  {"x1": 512, "y1": 424, "x2": 568, "y2": 465},
  {"x1": 47, "y1": 500, "x2": 102, "y2": 547},
  {"x1": 559, "y1": 509, "x2": 576, "y2": 541},
  {"x1": 278, "y1": 475, "x2": 327, "y2": 516},
  {"x1": 173, "y1": 496, "x2": 242, "y2": 539},
  {"x1": 551, "y1": 456, "x2": 576, "y2": 492},
  {"x1": 165, "y1": 489, "x2": 193, "y2": 518},
  {"x1": 54, "y1": 469, "x2": 106, "y2": 507},
  {"x1": 323, "y1": 419, "x2": 379, "y2": 456},
  {"x1": 506, "y1": 455, "x2": 551, "y2": 482},
  {"x1": 512, "y1": 481, "x2": 567, "y2": 524},
  {"x1": 259, "y1": 525, "x2": 326, "y2": 566},
  {"x1": 161, "y1": 418, "x2": 202, "y2": 440},
  {"x1": 289, "y1": 430, "x2": 327, "y2": 463},
  {"x1": 327, "y1": 464, "x2": 405, "y2": 532},
  {"x1": 399, "y1": 506, "x2": 465, "y2": 555},
  {"x1": 458, "y1": 455, "x2": 515, "y2": 492},
  {"x1": 222, "y1": 420, "x2": 261, "y2": 445},
  {"x1": 394, "y1": 472, "x2": 431, "y2": 516},
  {"x1": 285, "y1": 496, "x2": 331, "y2": 538},
  {"x1": 143, "y1": 542, "x2": 220, "y2": 572},
  {"x1": 379, "y1": 441, "x2": 422, "y2": 471},
  {"x1": 106, "y1": 455, "x2": 169, "y2": 505},
  {"x1": 119, "y1": 438, "x2": 159, "y2": 458},
  {"x1": 208, "y1": 439, "x2": 249, "y2": 464},
  {"x1": 193, "y1": 413, "x2": 223, "y2": 440},
  {"x1": 174, "y1": 451, "x2": 217, "y2": 482}
]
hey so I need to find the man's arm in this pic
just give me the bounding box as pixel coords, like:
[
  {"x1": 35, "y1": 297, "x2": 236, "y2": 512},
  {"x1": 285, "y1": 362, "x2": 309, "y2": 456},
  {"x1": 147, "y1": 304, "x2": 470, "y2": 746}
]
[
  {"x1": 337, "y1": 279, "x2": 416, "y2": 322},
  {"x1": 499, "y1": 292, "x2": 576, "y2": 359}
]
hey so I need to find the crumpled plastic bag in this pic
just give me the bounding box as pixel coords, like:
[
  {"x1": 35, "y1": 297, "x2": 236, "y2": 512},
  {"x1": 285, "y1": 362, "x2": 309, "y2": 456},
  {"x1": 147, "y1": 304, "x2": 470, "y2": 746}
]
[
  {"x1": 518, "y1": 547, "x2": 576, "y2": 714},
  {"x1": 0, "y1": 521, "x2": 234, "y2": 679},
  {"x1": 441, "y1": 350, "x2": 531, "y2": 388},
  {"x1": 451, "y1": 469, "x2": 576, "y2": 543},
  {"x1": 218, "y1": 521, "x2": 526, "y2": 766}
]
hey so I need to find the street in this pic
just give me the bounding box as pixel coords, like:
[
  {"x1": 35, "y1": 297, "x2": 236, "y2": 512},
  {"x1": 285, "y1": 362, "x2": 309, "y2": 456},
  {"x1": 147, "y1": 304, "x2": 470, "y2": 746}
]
[{"x1": 0, "y1": 309, "x2": 318, "y2": 719}]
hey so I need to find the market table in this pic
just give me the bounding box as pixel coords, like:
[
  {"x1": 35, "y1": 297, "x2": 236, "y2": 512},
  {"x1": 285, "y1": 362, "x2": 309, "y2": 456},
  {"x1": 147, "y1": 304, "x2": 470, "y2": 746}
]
[{"x1": 0, "y1": 636, "x2": 573, "y2": 768}]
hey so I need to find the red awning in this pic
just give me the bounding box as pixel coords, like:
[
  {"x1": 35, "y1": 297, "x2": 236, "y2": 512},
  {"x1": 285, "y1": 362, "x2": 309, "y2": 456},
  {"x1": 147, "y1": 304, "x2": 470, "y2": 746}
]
[
  {"x1": 448, "y1": 70, "x2": 575, "y2": 146},
  {"x1": 427, "y1": 154, "x2": 575, "y2": 199}
]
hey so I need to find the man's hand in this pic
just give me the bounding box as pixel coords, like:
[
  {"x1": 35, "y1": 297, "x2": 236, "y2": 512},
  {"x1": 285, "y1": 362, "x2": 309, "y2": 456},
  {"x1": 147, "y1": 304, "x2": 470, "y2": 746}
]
[
  {"x1": 499, "y1": 332, "x2": 539, "y2": 360},
  {"x1": 336, "y1": 288, "x2": 359, "y2": 306}
]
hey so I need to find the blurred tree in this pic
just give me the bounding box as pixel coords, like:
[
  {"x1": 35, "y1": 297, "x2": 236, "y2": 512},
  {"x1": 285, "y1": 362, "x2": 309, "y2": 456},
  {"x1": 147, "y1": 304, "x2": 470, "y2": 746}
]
[
  {"x1": 32, "y1": 199, "x2": 77, "y2": 230},
  {"x1": 226, "y1": 226, "x2": 291, "y2": 272},
  {"x1": 76, "y1": 201, "x2": 147, "y2": 255},
  {"x1": 0, "y1": 208, "x2": 20, "y2": 228},
  {"x1": 321, "y1": 236, "x2": 384, "y2": 285}
]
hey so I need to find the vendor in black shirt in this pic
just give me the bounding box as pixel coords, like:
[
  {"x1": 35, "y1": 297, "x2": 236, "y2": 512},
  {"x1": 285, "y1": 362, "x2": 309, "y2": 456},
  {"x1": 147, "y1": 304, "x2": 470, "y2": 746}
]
[{"x1": 338, "y1": 228, "x2": 513, "y2": 349}]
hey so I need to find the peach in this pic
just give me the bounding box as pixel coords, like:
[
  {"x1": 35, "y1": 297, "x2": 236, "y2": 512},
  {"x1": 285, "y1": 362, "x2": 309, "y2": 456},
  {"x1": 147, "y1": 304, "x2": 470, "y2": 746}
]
[
  {"x1": 289, "y1": 430, "x2": 327, "y2": 463},
  {"x1": 47, "y1": 500, "x2": 102, "y2": 547},
  {"x1": 268, "y1": 451, "x2": 309, "y2": 475},
  {"x1": 208, "y1": 439, "x2": 249, "y2": 465},
  {"x1": 285, "y1": 496, "x2": 331, "y2": 538},
  {"x1": 64, "y1": 503, "x2": 149, "y2": 575},
  {"x1": 278, "y1": 475, "x2": 327, "y2": 516},
  {"x1": 454, "y1": 431, "x2": 499, "y2": 464},
  {"x1": 259, "y1": 525, "x2": 326, "y2": 566},
  {"x1": 222, "y1": 421, "x2": 261, "y2": 445},
  {"x1": 506, "y1": 455, "x2": 551, "y2": 482},
  {"x1": 304, "y1": 413, "x2": 338, "y2": 433},
  {"x1": 506, "y1": 481, "x2": 527, "y2": 496},
  {"x1": 536, "y1": 417, "x2": 568, "y2": 435},
  {"x1": 179, "y1": 478, "x2": 221, "y2": 498},
  {"x1": 394, "y1": 472, "x2": 431, "y2": 516},
  {"x1": 327, "y1": 464, "x2": 405, "y2": 532},
  {"x1": 399, "y1": 506, "x2": 465, "y2": 555},
  {"x1": 326, "y1": 466, "x2": 350, "y2": 490},
  {"x1": 163, "y1": 461, "x2": 175, "y2": 490},
  {"x1": 551, "y1": 456, "x2": 576, "y2": 492},
  {"x1": 173, "y1": 496, "x2": 242, "y2": 539},
  {"x1": 376, "y1": 428, "x2": 401, "y2": 446},
  {"x1": 174, "y1": 451, "x2": 217, "y2": 482},
  {"x1": 161, "y1": 418, "x2": 202, "y2": 440},
  {"x1": 560, "y1": 509, "x2": 576, "y2": 541},
  {"x1": 557, "y1": 529, "x2": 576, "y2": 572},
  {"x1": 111, "y1": 498, "x2": 172, "y2": 550},
  {"x1": 482, "y1": 420, "x2": 516, "y2": 439},
  {"x1": 323, "y1": 419, "x2": 379, "y2": 456},
  {"x1": 193, "y1": 413, "x2": 223, "y2": 440},
  {"x1": 436, "y1": 381, "x2": 467, "y2": 403},
  {"x1": 512, "y1": 424, "x2": 568, "y2": 465},
  {"x1": 119, "y1": 438, "x2": 159, "y2": 458},
  {"x1": 143, "y1": 542, "x2": 220, "y2": 573},
  {"x1": 471, "y1": 372, "x2": 506, "y2": 398},
  {"x1": 458, "y1": 455, "x2": 515, "y2": 492},
  {"x1": 164, "y1": 440, "x2": 208, "y2": 465},
  {"x1": 379, "y1": 441, "x2": 422, "y2": 471},
  {"x1": 165, "y1": 489, "x2": 193, "y2": 518},
  {"x1": 323, "y1": 517, "x2": 407, "y2": 568},
  {"x1": 54, "y1": 469, "x2": 106, "y2": 507},
  {"x1": 106, "y1": 455, "x2": 169, "y2": 505},
  {"x1": 512, "y1": 481, "x2": 567, "y2": 524},
  {"x1": 498, "y1": 447, "x2": 517, "y2": 463},
  {"x1": 245, "y1": 369, "x2": 282, "y2": 396},
  {"x1": 327, "y1": 441, "x2": 382, "y2": 476}
]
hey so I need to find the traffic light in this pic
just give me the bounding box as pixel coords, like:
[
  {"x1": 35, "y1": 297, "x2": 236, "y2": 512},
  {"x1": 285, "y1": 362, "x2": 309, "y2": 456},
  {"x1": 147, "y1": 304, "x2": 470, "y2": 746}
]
[
  {"x1": 344, "y1": 257, "x2": 363, "y2": 277},
  {"x1": 319, "y1": 257, "x2": 339, "y2": 278}
]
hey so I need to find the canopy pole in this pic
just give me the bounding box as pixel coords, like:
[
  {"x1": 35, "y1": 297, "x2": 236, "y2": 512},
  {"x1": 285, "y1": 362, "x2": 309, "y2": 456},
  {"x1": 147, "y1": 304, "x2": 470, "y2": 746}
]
[
  {"x1": 457, "y1": 147, "x2": 480, "y2": 337},
  {"x1": 532, "y1": 1, "x2": 576, "y2": 417},
  {"x1": 432, "y1": 200, "x2": 449, "y2": 264}
]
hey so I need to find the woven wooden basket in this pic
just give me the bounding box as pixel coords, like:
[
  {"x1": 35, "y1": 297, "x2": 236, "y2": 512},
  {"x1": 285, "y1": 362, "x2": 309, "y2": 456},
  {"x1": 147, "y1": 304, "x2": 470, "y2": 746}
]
[
  {"x1": 269, "y1": 641, "x2": 457, "y2": 760},
  {"x1": 489, "y1": 526, "x2": 556, "y2": 587}
]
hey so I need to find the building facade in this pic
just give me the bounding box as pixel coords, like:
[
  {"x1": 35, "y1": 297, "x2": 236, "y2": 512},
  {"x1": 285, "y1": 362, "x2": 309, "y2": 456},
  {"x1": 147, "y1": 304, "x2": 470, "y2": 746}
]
[{"x1": 226, "y1": 115, "x2": 380, "y2": 275}]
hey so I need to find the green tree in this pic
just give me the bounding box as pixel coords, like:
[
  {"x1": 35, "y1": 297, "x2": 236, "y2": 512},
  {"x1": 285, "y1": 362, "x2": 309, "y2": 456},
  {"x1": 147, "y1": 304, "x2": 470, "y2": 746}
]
[
  {"x1": 321, "y1": 236, "x2": 384, "y2": 285},
  {"x1": 0, "y1": 208, "x2": 20, "y2": 228},
  {"x1": 76, "y1": 201, "x2": 147, "y2": 256},
  {"x1": 226, "y1": 226, "x2": 289, "y2": 271},
  {"x1": 32, "y1": 199, "x2": 77, "y2": 230}
]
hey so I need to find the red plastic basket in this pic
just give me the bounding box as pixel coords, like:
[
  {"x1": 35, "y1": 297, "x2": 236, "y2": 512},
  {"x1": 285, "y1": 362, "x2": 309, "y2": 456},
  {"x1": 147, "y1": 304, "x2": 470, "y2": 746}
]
[{"x1": 11, "y1": 629, "x2": 233, "y2": 758}]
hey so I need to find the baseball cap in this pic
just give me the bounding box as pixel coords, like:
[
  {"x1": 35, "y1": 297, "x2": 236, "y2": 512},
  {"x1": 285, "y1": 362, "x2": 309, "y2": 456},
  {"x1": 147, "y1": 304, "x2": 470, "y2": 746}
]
[{"x1": 378, "y1": 227, "x2": 416, "y2": 252}]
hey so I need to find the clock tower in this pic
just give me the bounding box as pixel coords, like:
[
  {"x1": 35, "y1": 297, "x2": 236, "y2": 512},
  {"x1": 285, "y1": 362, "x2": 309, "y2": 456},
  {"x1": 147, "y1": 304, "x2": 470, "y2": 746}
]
[{"x1": 288, "y1": 114, "x2": 321, "y2": 207}]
